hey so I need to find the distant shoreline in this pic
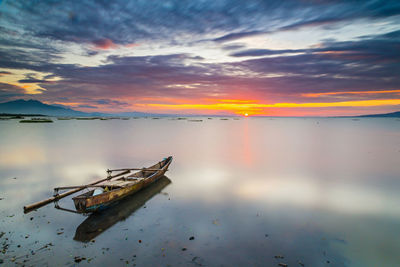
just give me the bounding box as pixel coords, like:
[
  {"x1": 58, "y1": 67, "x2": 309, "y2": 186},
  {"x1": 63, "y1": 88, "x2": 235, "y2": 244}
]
[
  {"x1": 0, "y1": 113, "x2": 46, "y2": 117},
  {"x1": 1, "y1": 111, "x2": 399, "y2": 118}
]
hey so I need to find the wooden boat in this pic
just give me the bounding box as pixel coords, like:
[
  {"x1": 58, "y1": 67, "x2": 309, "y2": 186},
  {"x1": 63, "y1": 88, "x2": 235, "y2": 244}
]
[
  {"x1": 23, "y1": 156, "x2": 173, "y2": 214},
  {"x1": 71, "y1": 156, "x2": 173, "y2": 213}
]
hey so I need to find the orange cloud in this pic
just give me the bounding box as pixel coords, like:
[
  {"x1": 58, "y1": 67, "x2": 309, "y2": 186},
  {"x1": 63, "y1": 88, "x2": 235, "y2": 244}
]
[
  {"x1": 92, "y1": 39, "x2": 118, "y2": 50},
  {"x1": 145, "y1": 98, "x2": 400, "y2": 116},
  {"x1": 303, "y1": 90, "x2": 400, "y2": 98},
  {"x1": 92, "y1": 39, "x2": 138, "y2": 50},
  {"x1": 17, "y1": 84, "x2": 44, "y2": 94},
  {"x1": 0, "y1": 71, "x2": 12, "y2": 76}
]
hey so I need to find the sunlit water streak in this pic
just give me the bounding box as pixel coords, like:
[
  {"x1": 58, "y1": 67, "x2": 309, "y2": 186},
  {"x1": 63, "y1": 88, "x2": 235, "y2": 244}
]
[{"x1": 0, "y1": 117, "x2": 399, "y2": 266}]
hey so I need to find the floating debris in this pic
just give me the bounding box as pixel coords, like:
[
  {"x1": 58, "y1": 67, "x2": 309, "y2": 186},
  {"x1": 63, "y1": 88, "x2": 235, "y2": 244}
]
[
  {"x1": 191, "y1": 256, "x2": 205, "y2": 266},
  {"x1": 37, "y1": 243, "x2": 53, "y2": 251},
  {"x1": 74, "y1": 256, "x2": 86, "y2": 263}
]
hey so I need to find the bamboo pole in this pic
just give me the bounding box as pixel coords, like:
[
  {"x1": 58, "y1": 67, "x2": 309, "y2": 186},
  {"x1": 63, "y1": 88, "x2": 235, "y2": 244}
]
[
  {"x1": 54, "y1": 185, "x2": 119, "y2": 190},
  {"x1": 23, "y1": 170, "x2": 130, "y2": 213},
  {"x1": 108, "y1": 168, "x2": 163, "y2": 172}
]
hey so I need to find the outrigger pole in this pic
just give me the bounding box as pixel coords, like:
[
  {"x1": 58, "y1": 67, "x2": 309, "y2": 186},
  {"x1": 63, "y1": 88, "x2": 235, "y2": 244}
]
[{"x1": 23, "y1": 170, "x2": 130, "y2": 213}]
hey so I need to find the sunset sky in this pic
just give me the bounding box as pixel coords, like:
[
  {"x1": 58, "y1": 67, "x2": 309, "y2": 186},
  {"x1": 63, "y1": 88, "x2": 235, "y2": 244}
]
[{"x1": 0, "y1": 0, "x2": 399, "y2": 116}]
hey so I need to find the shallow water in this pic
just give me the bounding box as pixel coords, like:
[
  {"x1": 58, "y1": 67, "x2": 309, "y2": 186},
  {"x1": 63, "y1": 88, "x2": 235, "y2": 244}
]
[{"x1": 0, "y1": 117, "x2": 399, "y2": 266}]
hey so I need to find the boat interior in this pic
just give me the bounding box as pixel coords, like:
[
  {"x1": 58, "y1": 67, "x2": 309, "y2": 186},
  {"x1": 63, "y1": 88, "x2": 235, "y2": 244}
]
[{"x1": 75, "y1": 157, "x2": 172, "y2": 198}]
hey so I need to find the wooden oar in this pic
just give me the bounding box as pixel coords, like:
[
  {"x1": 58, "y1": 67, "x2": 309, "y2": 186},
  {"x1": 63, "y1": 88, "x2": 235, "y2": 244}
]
[{"x1": 23, "y1": 170, "x2": 130, "y2": 213}]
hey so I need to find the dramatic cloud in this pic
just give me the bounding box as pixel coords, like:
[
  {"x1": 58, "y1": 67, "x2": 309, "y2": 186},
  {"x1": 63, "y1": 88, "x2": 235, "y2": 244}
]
[
  {"x1": 230, "y1": 49, "x2": 305, "y2": 57},
  {"x1": 0, "y1": 71, "x2": 12, "y2": 76},
  {"x1": 213, "y1": 31, "x2": 266, "y2": 43},
  {"x1": 0, "y1": 0, "x2": 399, "y2": 115},
  {"x1": 77, "y1": 104, "x2": 97, "y2": 109},
  {"x1": 0, "y1": 82, "x2": 26, "y2": 100},
  {"x1": 92, "y1": 39, "x2": 119, "y2": 50}
]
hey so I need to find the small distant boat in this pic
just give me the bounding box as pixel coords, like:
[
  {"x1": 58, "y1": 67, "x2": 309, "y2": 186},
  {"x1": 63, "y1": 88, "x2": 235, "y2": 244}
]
[
  {"x1": 71, "y1": 156, "x2": 173, "y2": 213},
  {"x1": 24, "y1": 156, "x2": 173, "y2": 214}
]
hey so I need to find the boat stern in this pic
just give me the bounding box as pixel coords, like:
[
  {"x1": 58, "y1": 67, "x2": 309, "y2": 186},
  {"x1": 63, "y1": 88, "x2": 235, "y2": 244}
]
[{"x1": 72, "y1": 190, "x2": 94, "y2": 213}]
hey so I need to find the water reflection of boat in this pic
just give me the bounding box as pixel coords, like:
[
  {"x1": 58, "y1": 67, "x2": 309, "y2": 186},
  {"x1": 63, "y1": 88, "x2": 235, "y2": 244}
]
[{"x1": 73, "y1": 176, "x2": 171, "y2": 242}]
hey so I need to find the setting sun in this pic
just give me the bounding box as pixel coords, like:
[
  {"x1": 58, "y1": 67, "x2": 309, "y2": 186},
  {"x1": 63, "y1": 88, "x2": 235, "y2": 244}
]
[{"x1": 244, "y1": 113, "x2": 249, "y2": 117}]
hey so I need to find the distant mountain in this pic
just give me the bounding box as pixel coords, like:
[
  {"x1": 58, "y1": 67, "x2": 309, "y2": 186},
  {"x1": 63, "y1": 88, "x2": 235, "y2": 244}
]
[
  {"x1": 358, "y1": 111, "x2": 400, "y2": 117},
  {"x1": 0, "y1": 99, "x2": 89, "y2": 116},
  {"x1": 0, "y1": 99, "x2": 168, "y2": 117}
]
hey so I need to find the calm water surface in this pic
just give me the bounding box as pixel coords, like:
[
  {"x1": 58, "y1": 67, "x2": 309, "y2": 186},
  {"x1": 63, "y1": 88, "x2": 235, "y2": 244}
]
[{"x1": 0, "y1": 117, "x2": 399, "y2": 266}]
